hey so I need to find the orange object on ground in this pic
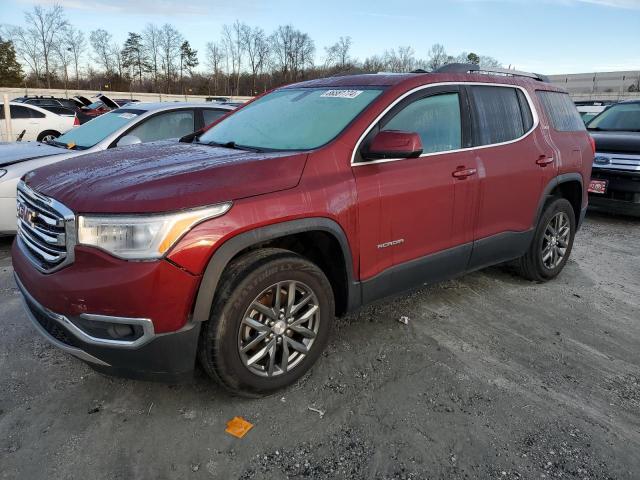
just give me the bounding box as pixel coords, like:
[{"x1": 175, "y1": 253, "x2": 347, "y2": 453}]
[{"x1": 225, "y1": 416, "x2": 254, "y2": 438}]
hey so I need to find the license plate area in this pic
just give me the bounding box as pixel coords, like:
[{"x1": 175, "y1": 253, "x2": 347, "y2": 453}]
[{"x1": 588, "y1": 179, "x2": 608, "y2": 194}]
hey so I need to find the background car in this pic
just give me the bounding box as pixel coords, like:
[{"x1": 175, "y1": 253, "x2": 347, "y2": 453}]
[
  {"x1": 0, "y1": 102, "x2": 78, "y2": 143},
  {"x1": 0, "y1": 101, "x2": 235, "y2": 233},
  {"x1": 12, "y1": 95, "x2": 86, "y2": 111},
  {"x1": 575, "y1": 100, "x2": 614, "y2": 124},
  {"x1": 587, "y1": 100, "x2": 640, "y2": 215}
]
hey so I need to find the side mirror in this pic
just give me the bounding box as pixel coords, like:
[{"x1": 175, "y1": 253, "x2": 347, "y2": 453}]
[
  {"x1": 117, "y1": 135, "x2": 142, "y2": 147},
  {"x1": 364, "y1": 130, "x2": 423, "y2": 160}
]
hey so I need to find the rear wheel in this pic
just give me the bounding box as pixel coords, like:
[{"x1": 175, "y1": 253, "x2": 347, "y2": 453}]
[
  {"x1": 198, "y1": 248, "x2": 334, "y2": 396},
  {"x1": 516, "y1": 197, "x2": 576, "y2": 282},
  {"x1": 37, "y1": 130, "x2": 60, "y2": 143}
]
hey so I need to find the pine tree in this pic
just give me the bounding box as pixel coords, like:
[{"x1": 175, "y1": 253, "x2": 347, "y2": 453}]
[{"x1": 0, "y1": 38, "x2": 24, "y2": 87}]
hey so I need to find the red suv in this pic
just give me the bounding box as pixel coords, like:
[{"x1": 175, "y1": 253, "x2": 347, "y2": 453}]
[{"x1": 13, "y1": 65, "x2": 594, "y2": 396}]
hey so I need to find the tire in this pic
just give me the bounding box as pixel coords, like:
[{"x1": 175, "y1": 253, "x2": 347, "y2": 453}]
[
  {"x1": 516, "y1": 197, "x2": 576, "y2": 282},
  {"x1": 37, "y1": 130, "x2": 60, "y2": 143},
  {"x1": 198, "y1": 248, "x2": 335, "y2": 397}
]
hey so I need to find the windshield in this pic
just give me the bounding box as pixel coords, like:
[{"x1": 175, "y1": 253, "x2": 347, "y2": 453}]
[
  {"x1": 587, "y1": 103, "x2": 640, "y2": 131},
  {"x1": 86, "y1": 101, "x2": 105, "y2": 110},
  {"x1": 53, "y1": 109, "x2": 144, "y2": 149},
  {"x1": 199, "y1": 87, "x2": 383, "y2": 151}
]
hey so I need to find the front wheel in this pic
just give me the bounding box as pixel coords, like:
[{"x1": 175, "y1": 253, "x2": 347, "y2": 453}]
[
  {"x1": 516, "y1": 197, "x2": 576, "y2": 282},
  {"x1": 198, "y1": 248, "x2": 335, "y2": 396},
  {"x1": 37, "y1": 130, "x2": 60, "y2": 143}
]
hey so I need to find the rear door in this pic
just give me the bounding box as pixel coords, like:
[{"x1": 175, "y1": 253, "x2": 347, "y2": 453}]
[
  {"x1": 9, "y1": 105, "x2": 40, "y2": 141},
  {"x1": 467, "y1": 84, "x2": 556, "y2": 269},
  {"x1": 353, "y1": 85, "x2": 479, "y2": 300}
]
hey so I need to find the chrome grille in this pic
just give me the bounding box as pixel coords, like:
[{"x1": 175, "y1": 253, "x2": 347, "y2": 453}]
[
  {"x1": 593, "y1": 152, "x2": 640, "y2": 172},
  {"x1": 16, "y1": 181, "x2": 75, "y2": 273}
]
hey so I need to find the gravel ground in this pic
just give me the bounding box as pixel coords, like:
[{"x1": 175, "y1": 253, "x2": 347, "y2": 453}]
[{"x1": 1, "y1": 212, "x2": 639, "y2": 479}]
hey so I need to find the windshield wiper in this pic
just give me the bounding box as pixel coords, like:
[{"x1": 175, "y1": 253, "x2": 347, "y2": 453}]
[{"x1": 205, "y1": 140, "x2": 264, "y2": 152}]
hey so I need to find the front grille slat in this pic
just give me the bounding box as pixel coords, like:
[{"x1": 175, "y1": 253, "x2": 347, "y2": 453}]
[{"x1": 16, "y1": 182, "x2": 75, "y2": 273}]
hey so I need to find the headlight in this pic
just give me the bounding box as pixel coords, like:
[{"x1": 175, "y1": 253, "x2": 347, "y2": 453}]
[
  {"x1": 77, "y1": 202, "x2": 232, "y2": 259},
  {"x1": 0, "y1": 169, "x2": 6, "y2": 179}
]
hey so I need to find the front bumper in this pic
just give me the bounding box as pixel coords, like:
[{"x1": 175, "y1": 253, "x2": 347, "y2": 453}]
[
  {"x1": 12, "y1": 236, "x2": 205, "y2": 381},
  {"x1": 589, "y1": 168, "x2": 640, "y2": 216},
  {"x1": 15, "y1": 272, "x2": 201, "y2": 382}
]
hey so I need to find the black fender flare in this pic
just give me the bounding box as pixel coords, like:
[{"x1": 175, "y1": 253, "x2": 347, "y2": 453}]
[
  {"x1": 191, "y1": 217, "x2": 359, "y2": 322},
  {"x1": 534, "y1": 173, "x2": 584, "y2": 228}
]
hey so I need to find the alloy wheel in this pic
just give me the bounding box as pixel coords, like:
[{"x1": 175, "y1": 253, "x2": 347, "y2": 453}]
[
  {"x1": 238, "y1": 281, "x2": 320, "y2": 377},
  {"x1": 541, "y1": 211, "x2": 571, "y2": 269}
]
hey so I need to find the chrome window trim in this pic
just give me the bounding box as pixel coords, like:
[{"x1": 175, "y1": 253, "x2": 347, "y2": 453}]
[
  {"x1": 350, "y1": 81, "x2": 540, "y2": 167},
  {"x1": 17, "y1": 180, "x2": 76, "y2": 273}
]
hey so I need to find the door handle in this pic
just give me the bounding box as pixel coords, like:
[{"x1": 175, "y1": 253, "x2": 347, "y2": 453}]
[
  {"x1": 536, "y1": 155, "x2": 554, "y2": 166},
  {"x1": 452, "y1": 167, "x2": 477, "y2": 179}
]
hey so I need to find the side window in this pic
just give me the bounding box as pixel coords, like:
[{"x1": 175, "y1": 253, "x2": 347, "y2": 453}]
[
  {"x1": 381, "y1": 93, "x2": 462, "y2": 154},
  {"x1": 203, "y1": 109, "x2": 228, "y2": 126},
  {"x1": 516, "y1": 90, "x2": 534, "y2": 132},
  {"x1": 9, "y1": 105, "x2": 33, "y2": 119},
  {"x1": 28, "y1": 108, "x2": 46, "y2": 118},
  {"x1": 127, "y1": 110, "x2": 195, "y2": 143},
  {"x1": 536, "y1": 91, "x2": 585, "y2": 132},
  {"x1": 470, "y1": 86, "x2": 528, "y2": 146}
]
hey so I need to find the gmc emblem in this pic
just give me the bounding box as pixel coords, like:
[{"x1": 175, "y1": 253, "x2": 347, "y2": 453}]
[{"x1": 17, "y1": 203, "x2": 36, "y2": 225}]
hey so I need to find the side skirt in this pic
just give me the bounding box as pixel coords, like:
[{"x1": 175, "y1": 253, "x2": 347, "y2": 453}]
[{"x1": 357, "y1": 230, "x2": 534, "y2": 307}]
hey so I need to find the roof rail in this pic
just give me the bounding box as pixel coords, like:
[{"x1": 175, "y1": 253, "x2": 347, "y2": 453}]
[{"x1": 433, "y1": 63, "x2": 550, "y2": 83}]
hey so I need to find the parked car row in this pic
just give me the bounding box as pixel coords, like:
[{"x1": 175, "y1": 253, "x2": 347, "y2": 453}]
[
  {"x1": 0, "y1": 101, "x2": 79, "y2": 142},
  {"x1": 0, "y1": 101, "x2": 235, "y2": 233},
  {"x1": 8, "y1": 64, "x2": 599, "y2": 396}
]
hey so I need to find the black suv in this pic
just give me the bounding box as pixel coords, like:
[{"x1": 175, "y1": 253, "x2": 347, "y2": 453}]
[{"x1": 587, "y1": 100, "x2": 640, "y2": 216}]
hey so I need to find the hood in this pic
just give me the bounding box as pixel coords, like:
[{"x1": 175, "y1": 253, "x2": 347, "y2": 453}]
[
  {"x1": 591, "y1": 131, "x2": 640, "y2": 155},
  {"x1": 74, "y1": 95, "x2": 92, "y2": 106},
  {"x1": 97, "y1": 94, "x2": 120, "y2": 109},
  {"x1": 24, "y1": 141, "x2": 308, "y2": 213},
  {"x1": 0, "y1": 141, "x2": 67, "y2": 167}
]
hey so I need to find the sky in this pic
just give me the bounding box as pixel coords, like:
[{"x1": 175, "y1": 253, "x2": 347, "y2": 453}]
[{"x1": 3, "y1": 0, "x2": 640, "y2": 74}]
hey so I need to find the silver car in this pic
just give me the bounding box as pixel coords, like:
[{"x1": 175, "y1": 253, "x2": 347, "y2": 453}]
[{"x1": 0, "y1": 102, "x2": 235, "y2": 234}]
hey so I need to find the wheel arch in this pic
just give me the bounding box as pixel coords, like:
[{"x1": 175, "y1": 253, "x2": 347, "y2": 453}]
[
  {"x1": 37, "y1": 129, "x2": 61, "y2": 142},
  {"x1": 191, "y1": 218, "x2": 360, "y2": 323},
  {"x1": 535, "y1": 173, "x2": 584, "y2": 228}
]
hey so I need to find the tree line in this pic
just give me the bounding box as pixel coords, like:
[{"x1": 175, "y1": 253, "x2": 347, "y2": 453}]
[{"x1": 1, "y1": 3, "x2": 505, "y2": 96}]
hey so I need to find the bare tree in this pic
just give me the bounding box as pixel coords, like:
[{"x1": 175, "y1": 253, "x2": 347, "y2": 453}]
[
  {"x1": 242, "y1": 25, "x2": 269, "y2": 95},
  {"x1": 54, "y1": 28, "x2": 74, "y2": 93},
  {"x1": 384, "y1": 46, "x2": 415, "y2": 73},
  {"x1": 205, "y1": 41, "x2": 225, "y2": 95},
  {"x1": 90, "y1": 29, "x2": 115, "y2": 75},
  {"x1": 324, "y1": 36, "x2": 352, "y2": 70},
  {"x1": 426, "y1": 43, "x2": 450, "y2": 71},
  {"x1": 143, "y1": 24, "x2": 161, "y2": 90},
  {"x1": 3, "y1": 25, "x2": 41, "y2": 84},
  {"x1": 222, "y1": 21, "x2": 244, "y2": 95},
  {"x1": 66, "y1": 27, "x2": 85, "y2": 88},
  {"x1": 23, "y1": 3, "x2": 68, "y2": 88},
  {"x1": 271, "y1": 25, "x2": 315, "y2": 83},
  {"x1": 158, "y1": 23, "x2": 183, "y2": 93},
  {"x1": 362, "y1": 54, "x2": 386, "y2": 73}
]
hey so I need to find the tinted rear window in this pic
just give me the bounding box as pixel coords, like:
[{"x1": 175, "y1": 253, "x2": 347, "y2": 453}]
[
  {"x1": 470, "y1": 86, "x2": 531, "y2": 146},
  {"x1": 536, "y1": 91, "x2": 585, "y2": 132}
]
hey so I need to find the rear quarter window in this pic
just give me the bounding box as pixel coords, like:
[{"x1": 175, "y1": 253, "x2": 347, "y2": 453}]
[
  {"x1": 536, "y1": 91, "x2": 585, "y2": 132},
  {"x1": 470, "y1": 86, "x2": 532, "y2": 146}
]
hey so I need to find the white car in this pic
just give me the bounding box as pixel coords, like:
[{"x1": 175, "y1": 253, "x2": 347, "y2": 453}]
[
  {"x1": 0, "y1": 102, "x2": 78, "y2": 143},
  {"x1": 0, "y1": 101, "x2": 236, "y2": 233}
]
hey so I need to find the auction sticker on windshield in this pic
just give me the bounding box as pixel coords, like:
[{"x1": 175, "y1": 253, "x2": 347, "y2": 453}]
[
  {"x1": 320, "y1": 90, "x2": 363, "y2": 99},
  {"x1": 118, "y1": 113, "x2": 138, "y2": 119}
]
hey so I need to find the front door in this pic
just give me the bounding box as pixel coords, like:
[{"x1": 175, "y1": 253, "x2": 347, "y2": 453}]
[{"x1": 352, "y1": 85, "x2": 479, "y2": 302}]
